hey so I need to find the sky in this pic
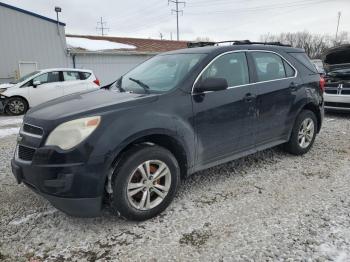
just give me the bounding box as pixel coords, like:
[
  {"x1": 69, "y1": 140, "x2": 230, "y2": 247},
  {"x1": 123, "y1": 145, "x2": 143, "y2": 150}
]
[{"x1": 2, "y1": 0, "x2": 350, "y2": 41}]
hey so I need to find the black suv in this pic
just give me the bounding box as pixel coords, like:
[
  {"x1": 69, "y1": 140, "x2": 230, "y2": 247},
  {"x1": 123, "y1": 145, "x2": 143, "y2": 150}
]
[{"x1": 11, "y1": 41, "x2": 324, "y2": 221}]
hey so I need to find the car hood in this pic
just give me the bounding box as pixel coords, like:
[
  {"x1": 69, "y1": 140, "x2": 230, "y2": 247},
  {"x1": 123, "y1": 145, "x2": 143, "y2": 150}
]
[
  {"x1": 25, "y1": 89, "x2": 158, "y2": 123},
  {"x1": 322, "y1": 44, "x2": 350, "y2": 72},
  {"x1": 0, "y1": 83, "x2": 15, "y2": 89}
]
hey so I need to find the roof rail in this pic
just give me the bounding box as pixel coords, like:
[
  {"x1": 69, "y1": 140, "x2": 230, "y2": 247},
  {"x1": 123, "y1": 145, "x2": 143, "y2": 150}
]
[{"x1": 187, "y1": 40, "x2": 291, "y2": 48}]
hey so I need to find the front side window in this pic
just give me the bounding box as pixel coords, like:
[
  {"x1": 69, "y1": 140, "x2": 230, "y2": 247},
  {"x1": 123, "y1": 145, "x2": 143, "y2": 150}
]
[
  {"x1": 33, "y1": 72, "x2": 60, "y2": 85},
  {"x1": 251, "y1": 52, "x2": 287, "y2": 82},
  {"x1": 201, "y1": 52, "x2": 250, "y2": 87},
  {"x1": 114, "y1": 53, "x2": 206, "y2": 94},
  {"x1": 63, "y1": 71, "x2": 81, "y2": 81}
]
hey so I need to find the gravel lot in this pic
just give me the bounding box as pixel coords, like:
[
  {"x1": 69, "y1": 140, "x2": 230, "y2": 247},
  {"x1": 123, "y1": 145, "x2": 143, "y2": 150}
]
[{"x1": 0, "y1": 113, "x2": 350, "y2": 261}]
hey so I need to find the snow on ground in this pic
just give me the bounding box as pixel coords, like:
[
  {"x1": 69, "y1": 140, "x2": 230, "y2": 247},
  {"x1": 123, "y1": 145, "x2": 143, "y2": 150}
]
[
  {"x1": 66, "y1": 37, "x2": 136, "y2": 51},
  {"x1": 0, "y1": 116, "x2": 22, "y2": 138},
  {"x1": 0, "y1": 117, "x2": 23, "y2": 126},
  {"x1": 0, "y1": 128, "x2": 20, "y2": 138}
]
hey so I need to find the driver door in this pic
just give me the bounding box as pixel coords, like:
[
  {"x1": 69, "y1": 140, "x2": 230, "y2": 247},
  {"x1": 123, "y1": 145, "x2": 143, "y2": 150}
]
[
  {"x1": 192, "y1": 52, "x2": 256, "y2": 166},
  {"x1": 28, "y1": 71, "x2": 63, "y2": 106}
]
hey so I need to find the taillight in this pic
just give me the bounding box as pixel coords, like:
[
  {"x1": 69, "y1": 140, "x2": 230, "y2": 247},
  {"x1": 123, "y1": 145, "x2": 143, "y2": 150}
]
[
  {"x1": 319, "y1": 77, "x2": 325, "y2": 93},
  {"x1": 93, "y1": 79, "x2": 100, "y2": 86}
]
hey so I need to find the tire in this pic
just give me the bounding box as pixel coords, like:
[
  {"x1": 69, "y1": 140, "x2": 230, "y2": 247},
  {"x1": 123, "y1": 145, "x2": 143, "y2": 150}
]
[
  {"x1": 110, "y1": 144, "x2": 180, "y2": 221},
  {"x1": 284, "y1": 109, "x2": 317, "y2": 155},
  {"x1": 5, "y1": 97, "x2": 28, "y2": 115}
]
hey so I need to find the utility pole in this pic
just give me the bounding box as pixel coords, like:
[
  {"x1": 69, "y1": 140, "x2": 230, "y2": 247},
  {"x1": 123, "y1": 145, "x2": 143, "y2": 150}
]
[
  {"x1": 96, "y1": 17, "x2": 109, "y2": 36},
  {"x1": 335, "y1": 11, "x2": 341, "y2": 42},
  {"x1": 168, "y1": 0, "x2": 186, "y2": 40}
]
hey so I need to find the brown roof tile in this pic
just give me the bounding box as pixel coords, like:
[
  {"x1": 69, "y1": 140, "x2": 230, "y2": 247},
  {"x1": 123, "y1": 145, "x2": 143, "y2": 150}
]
[{"x1": 66, "y1": 34, "x2": 188, "y2": 53}]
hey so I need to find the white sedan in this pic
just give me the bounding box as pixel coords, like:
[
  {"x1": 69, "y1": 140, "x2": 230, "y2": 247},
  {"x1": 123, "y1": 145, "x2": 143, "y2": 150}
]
[{"x1": 0, "y1": 68, "x2": 100, "y2": 115}]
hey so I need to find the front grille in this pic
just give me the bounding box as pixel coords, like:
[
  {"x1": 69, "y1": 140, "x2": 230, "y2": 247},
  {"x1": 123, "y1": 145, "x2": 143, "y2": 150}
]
[
  {"x1": 23, "y1": 123, "x2": 43, "y2": 136},
  {"x1": 325, "y1": 102, "x2": 350, "y2": 108},
  {"x1": 18, "y1": 145, "x2": 36, "y2": 161}
]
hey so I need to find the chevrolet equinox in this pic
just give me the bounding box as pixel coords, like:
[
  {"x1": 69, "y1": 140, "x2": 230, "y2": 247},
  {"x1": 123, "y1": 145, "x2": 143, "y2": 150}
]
[{"x1": 11, "y1": 41, "x2": 324, "y2": 221}]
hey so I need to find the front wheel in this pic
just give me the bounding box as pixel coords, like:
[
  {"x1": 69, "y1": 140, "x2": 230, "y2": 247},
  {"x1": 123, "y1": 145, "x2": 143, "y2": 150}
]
[
  {"x1": 5, "y1": 97, "x2": 28, "y2": 115},
  {"x1": 110, "y1": 145, "x2": 180, "y2": 221},
  {"x1": 284, "y1": 109, "x2": 317, "y2": 155}
]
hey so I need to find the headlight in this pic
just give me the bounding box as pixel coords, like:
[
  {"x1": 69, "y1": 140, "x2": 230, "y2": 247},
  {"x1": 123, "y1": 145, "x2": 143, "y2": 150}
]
[
  {"x1": 0, "y1": 88, "x2": 7, "y2": 94},
  {"x1": 45, "y1": 116, "x2": 101, "y2": 150}
]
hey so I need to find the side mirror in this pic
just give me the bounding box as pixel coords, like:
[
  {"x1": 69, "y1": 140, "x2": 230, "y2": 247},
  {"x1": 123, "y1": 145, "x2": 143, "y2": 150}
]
[
  {"x1": 194, "y1": 77, "x2": 228, "y2": 93},
  {"x1": 32, "y1": 80, "x2": 41, "y2": 87}
]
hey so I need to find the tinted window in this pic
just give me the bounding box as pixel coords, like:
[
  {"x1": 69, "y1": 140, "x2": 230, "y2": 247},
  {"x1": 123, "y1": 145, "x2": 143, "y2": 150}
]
[
  {"x1": 33, "y1": 72, "x2": 60, "y2": 84},
  {"x1": 283, "y1": 60, "x2": 296, "y2": 77},
  {"x1": 63, "y1": 71, "x2": 80, "y2": 81},
  {"x1": 201, "y1": 52, "x2": 249, "y2": 87},
  {"x1": 290, "y1": 52, "x2": 317, "y2": 73},
  {"x1": 80, "y1": 72, "x2": 91, "y2": 80},
  {"x1": 251, "y1": 52, "x2": 286, "y2": 81}
]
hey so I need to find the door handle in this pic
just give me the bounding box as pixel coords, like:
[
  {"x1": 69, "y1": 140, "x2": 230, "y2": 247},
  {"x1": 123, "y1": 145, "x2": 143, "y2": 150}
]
[
  {"x1": 244, "y1": 93, "x2": 256, "y2": 102},
  {"x1": 289, "y1": 82, "x2": 298, "y2": 91}
]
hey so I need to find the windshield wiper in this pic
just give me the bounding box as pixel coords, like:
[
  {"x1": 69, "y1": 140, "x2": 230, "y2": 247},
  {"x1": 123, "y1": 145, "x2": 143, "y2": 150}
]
[
  {"x1": 114, "y1": 77, "x2": 126, "y2": 92},
  {"x1": 129, "y1": 77, "x2": 150, "y2": 93}
]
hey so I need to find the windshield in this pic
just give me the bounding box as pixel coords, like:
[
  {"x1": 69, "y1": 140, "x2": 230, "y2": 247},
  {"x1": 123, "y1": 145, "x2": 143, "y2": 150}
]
[
  {"x1": 10, "y1": 71, "x2": 40, "y2": 84},
  {"x1": 112, "y1": 53, "x2": 206, "y2": 94}
]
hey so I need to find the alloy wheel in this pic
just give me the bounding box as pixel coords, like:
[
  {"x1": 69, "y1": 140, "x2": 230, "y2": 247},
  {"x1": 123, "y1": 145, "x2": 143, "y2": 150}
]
[
  {"x1": 127, "y1": 160, "x2": 171, "y2": 210},
  {"x1": 298, "y1": 118, "x2": 315, "y2": 148},
  {"x1": 8, "y1": 99, "x2": 25, "y2": 114}
]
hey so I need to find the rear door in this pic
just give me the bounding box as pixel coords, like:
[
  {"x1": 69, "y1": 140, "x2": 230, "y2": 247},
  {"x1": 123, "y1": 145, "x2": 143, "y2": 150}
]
[
  {"x1": 192, "y1": 51, "x2": 256, "y2": 166},
  {"x1": 247, "y1": 51, "x2": 299, "y2": 146},
  {"x1": 28, "y1": 71, "x2": 63, "y2": 106},
  {"x1": 61, "y1": 71, "x2": 87, "y2": 95}
]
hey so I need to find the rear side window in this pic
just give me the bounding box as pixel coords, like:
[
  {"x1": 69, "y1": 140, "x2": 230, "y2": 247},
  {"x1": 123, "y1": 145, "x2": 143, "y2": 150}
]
[
  {"x1": 80, "y1": 72, "x2": 91, "y2": 80},
  {"x1": 201, "y1": 52, "x2": 250, "y2": 87},
  {"x1": 289, "y1": 52, "x2": 317, "y2": 73},
  {"x1": 63, "y1": 71, "x2": 80, "y2": 81},
  {"x1": 251, "y1": 52, "x2": 287, "y2": 81},
  {"x1": 283, "y1": 60, "x2": 296, "y2": 77}
]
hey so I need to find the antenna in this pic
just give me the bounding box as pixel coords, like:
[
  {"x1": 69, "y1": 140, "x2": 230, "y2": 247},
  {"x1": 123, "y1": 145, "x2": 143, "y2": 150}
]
[{"x1": 96, "y1": 17, "x2": 109, "y2": 36}]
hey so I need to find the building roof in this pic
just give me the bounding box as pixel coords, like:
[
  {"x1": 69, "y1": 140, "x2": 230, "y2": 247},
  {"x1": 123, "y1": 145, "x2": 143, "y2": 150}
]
[
  {"x1": 66, "y1": 34, "x2": 188, "y2": 54},
  {"x1": 0, "y1": 1, "x2": 65, "y2": 26}
]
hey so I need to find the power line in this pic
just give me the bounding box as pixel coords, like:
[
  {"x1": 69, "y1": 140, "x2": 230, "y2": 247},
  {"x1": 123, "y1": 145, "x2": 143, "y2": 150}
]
[
  {"x1": 168, "y1": 0, "x2": 186, "y2": 40},
  {"x1": 96, "y1": 17, "x2": 109, "y2": 36}
]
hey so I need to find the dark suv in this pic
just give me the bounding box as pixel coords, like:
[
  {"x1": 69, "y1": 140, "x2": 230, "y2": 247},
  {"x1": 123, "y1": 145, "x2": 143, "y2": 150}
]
[{"x1": 11, "y1": 41, "x2": 324, "y2": 221}]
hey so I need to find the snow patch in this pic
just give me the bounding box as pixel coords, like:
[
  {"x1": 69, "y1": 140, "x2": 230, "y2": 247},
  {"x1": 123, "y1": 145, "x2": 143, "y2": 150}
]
[
  {"x1": 66, "y1": 37, "x2": 136, "y2": 51},
  {"x1": 9, "y1": 210, "x2": 57, "y2": 226},
  {"x1": 0, "y1": 127, "x2": 20, "y2": 138},
  {"x1": 0, "y1": 117, "x2": 23, "y2": 126}
]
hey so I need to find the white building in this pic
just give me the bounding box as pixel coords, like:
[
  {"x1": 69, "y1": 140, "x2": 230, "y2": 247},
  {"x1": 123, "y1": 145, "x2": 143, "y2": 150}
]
[
  {"x1": 66, "y1": 35, "x2": 187, "y2": 85},
  {"x1": 0, "y1": 2, "x2": 187, "y2": 85},
  {"x1": 0, "y1": 2, "x2": 69, "y2": 83}
]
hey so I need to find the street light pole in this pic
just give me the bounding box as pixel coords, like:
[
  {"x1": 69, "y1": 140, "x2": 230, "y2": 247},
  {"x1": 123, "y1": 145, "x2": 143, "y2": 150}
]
[{"x1": 55, "y1": 6, "x2": 62, "y2": 35}]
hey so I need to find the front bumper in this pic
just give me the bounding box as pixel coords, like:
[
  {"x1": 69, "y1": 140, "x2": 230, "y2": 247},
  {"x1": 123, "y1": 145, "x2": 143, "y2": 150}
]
[
  {"x1": 0, "y1": 95, "x2": 7, "y2": 113},
  {"x1": 11, "y1": 151, "x2": 106, "y2": 217},
  {"x1": 324, "y1": 93, "x2": 350, "y2": 111}
]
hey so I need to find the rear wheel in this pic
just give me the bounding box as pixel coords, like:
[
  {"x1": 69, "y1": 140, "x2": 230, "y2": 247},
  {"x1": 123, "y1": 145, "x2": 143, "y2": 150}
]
[
  {"x1": 284, "y1": 110, "x2": 317, "y2": 155},
  {"x1": 5, "y1": 97, "x2": 28, "y2": 115},
  {"x1": 110, "y1": 145, "x2": 180, "y2": 221}
]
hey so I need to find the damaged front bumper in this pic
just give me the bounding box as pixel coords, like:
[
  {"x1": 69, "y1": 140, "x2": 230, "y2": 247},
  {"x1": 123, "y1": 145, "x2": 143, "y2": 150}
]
[{"x1": 0, "y1": 94, "x2": 8, "y2": 113}]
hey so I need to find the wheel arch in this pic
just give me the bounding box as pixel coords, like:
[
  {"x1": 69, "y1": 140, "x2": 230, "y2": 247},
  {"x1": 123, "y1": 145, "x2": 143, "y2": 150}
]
[
  {"x1": 300, "y1": 102, "x2": 322, "y2": 133},
  {"x1": 5, "y1": 95, "x2": 30, "y2": 107},
  {"x1": 107, "y1": 130, "x2": 190, "y2": 183}
]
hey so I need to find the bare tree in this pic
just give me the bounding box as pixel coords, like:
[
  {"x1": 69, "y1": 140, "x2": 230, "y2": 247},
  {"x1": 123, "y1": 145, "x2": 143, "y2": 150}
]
[{"x1": 260, "y1": 31, "x2": 349, "y2": 59}]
